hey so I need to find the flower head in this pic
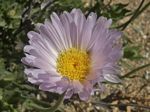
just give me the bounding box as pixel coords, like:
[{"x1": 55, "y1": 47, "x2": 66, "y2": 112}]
[{"x1": 22, "y1": 9, "x2": 122, "y2": 101}]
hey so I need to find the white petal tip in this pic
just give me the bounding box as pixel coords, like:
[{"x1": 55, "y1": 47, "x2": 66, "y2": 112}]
[{"x1": 104, "y1": 74, "x2": 122, "y2": 83}]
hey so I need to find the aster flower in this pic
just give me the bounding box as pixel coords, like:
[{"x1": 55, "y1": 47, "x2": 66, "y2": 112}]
[{"x1": 22, "y1": 9, "x2": 122, "y2": 101}]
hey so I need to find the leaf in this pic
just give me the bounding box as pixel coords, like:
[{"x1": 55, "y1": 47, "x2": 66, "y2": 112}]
[
  {"x1": 102, "y1": 3, "x2": 131, "y2": 21},
  {"x1": 0, "y1": 59, "x2": 16, "y2": 81},
  {"x1": 25, "y1": 92, "x2": 66, "y2": 112},
  {"x1": 41, "y1": 0, "x2": 54, "y2": 10},
  {"x1": 123, "y1": 45, "x2": 144, "y2": 60},
  {"x1": 0, "y1": 88, "x2": 3, "y2": 100}
]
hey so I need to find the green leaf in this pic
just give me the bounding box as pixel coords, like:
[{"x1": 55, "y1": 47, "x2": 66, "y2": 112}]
[
  {"x1": 123, "y1": 45, "x2": 144, "y2": 60},
  {"x1": 102, "y1": 3, "x2": 130, "y2": 21},
  {"x1": 26, "y1": 92, "x2": 66, "y2": 112},
  {"x1": 0, "y1": 88, "x2": 3, "y2": 100}
]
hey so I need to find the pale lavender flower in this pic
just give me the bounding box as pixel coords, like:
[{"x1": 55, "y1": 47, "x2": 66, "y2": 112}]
[{"x1": 22, "y1": 9, "x2": 122, "y2": 101}]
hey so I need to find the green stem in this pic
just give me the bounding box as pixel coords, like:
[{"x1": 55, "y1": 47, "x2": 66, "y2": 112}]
[{"x1": 121, "y1": 63, "x2": 150, "y2": 78}]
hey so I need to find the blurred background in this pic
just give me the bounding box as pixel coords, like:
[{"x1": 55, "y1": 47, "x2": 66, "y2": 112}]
[{"x1": 0, "y1": 0, "x2": 149, "y2": 112}]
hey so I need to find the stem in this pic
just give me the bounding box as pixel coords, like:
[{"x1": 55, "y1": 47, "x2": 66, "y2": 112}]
[
  {"x1": 121, "y1": 63, "x2": 150, "y2": 78},
  {"x1": 136, "y1": 1, "x2": 150, "y2": 18},
  {"x1": 117, "y1": 0, "x2": 146, "y2": 30}
]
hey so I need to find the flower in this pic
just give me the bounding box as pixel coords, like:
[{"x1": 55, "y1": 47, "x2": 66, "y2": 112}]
[{"x1": 22, "y1": 9, "x2": 122, "y2": 101}]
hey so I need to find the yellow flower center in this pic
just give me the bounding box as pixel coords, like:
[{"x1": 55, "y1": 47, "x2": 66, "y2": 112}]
[{"x1": 56, "y1": 48, "x2": 90, "y2": 81}]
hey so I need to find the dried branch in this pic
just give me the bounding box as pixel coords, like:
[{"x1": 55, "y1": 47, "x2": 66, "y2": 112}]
[
  {"x1": 117, "y1": 0, "x2": 150, "y2": 30},
  {"x1": 93, "y1": 101, "x2": 150, "y2": 110},
  {"x1": 121, "y1": 63, "x2": 150, "y2": 78}
]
